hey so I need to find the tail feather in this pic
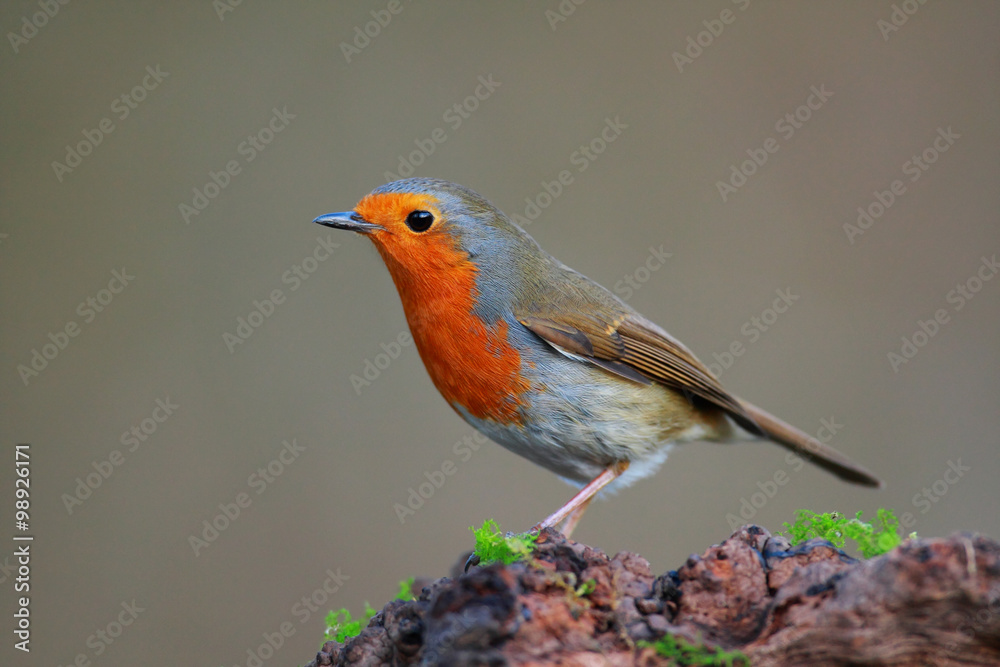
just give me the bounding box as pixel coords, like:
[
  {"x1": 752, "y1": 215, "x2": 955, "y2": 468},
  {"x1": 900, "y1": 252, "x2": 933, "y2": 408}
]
[{"x1": 738, "y1": 400, "x2": 882, "y2": 488}]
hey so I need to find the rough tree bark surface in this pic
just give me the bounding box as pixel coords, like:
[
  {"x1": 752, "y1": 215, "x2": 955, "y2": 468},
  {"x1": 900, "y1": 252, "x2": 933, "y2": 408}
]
[{"x1": 306, "y1": 526, "x2": 1000, "y2": 666}]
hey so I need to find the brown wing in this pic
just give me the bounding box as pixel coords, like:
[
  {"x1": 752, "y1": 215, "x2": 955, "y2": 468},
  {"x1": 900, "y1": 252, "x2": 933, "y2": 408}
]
[{"x1": 517, "y1": 312, "x2": 765, "y2": 436}]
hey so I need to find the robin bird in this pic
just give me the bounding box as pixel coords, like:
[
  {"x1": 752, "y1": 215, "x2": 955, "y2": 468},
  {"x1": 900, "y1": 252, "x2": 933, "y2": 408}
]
[{"x1": 314, "y1": 178, "x2": 881, "y2": 537}]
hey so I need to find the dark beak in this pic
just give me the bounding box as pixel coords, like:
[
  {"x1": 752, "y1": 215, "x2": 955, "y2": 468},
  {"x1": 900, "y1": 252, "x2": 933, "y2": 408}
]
[{"x1": 313, "y1": 211, "x2": 383, "y2": 234}]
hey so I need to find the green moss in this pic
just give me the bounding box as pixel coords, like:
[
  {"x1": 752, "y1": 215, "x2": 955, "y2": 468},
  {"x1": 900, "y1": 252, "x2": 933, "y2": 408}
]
[
  {"x1": 396, "y1": 576, "x2": 416, "y2": 602},
  {"x1": 323, "y1": 578, "x2": 415, "y2": 644},
  {"x1": 575, "y1": 578, "x2": 597, "y2": 598},
  {"x1": 640, "y1": 634, "x2": 748, "y2": 666},
  {"x1": 323, "y1": 603, "x2": 377, "y2": 643},
  {"x1": 782, "y1": 508, "x2": 913, "y2": 558},
  {"x1": 471, "y1": 520, "x2": 537, "y2": 565}
]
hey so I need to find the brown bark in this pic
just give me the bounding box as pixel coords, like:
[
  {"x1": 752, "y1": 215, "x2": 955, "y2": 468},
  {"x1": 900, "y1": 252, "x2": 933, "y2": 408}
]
[{"x1": 306, "y1": 527, "x2": 1000, "y2": 666}]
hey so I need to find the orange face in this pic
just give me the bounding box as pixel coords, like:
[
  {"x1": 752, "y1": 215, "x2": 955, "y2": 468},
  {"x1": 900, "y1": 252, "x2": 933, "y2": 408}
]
[
  {"x1": 349, "y1": 192, "x2": 529, "y2": 424},
  {"x1": 354, "y1": 192, "x2": 448, "y2": 271}
]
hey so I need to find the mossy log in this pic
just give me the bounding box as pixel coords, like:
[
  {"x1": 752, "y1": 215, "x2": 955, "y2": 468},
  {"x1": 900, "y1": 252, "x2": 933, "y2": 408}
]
[{"x1": 306, "y1": 526, "x2": 1000, "y2": 666}]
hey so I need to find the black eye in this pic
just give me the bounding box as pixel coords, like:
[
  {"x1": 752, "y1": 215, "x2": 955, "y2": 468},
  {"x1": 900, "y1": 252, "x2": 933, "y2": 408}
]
[{"x1": 405, "y1": 210, "x2": 434, "y2": 232}]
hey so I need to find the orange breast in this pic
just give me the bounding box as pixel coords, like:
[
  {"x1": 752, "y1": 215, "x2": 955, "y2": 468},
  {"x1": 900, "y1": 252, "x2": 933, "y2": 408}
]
[
  {"x1": 357, "y1": 194, "x2": 529, "y2": 424},
  {"x1": 406, "y1": 298, "x2": 529, "y2": 425}
]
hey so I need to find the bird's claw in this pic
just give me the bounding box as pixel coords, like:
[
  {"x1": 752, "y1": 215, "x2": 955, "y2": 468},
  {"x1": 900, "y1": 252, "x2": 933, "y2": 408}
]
[{"x1": 464, "y1": 553, "x2": 481, "y2": 572}]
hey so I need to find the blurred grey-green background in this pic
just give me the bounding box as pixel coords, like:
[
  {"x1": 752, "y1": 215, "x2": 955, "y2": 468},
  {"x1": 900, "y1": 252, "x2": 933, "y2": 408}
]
[{"x1": 1, "y1": 2, "x2": 998, "y2": 665}]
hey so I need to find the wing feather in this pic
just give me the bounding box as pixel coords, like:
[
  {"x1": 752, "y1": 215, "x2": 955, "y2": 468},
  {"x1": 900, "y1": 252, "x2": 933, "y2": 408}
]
[{"x1": 518, "y1": 311, "x2": 763, "y2": 435}]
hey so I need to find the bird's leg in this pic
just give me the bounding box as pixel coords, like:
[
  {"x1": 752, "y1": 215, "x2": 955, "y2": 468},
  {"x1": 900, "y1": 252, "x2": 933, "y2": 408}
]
[
  {"x1": 534, "y1": 461, "x2": 630, "y2": 535},
  {"x1": 558, "y1": 496, "x2": 593, "y2": 539}
]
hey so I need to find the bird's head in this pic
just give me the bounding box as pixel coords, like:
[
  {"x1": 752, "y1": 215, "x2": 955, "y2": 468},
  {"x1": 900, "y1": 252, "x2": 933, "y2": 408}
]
[{"x1": 314, "y1": 178, "x2": 546, "y2": 320}]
